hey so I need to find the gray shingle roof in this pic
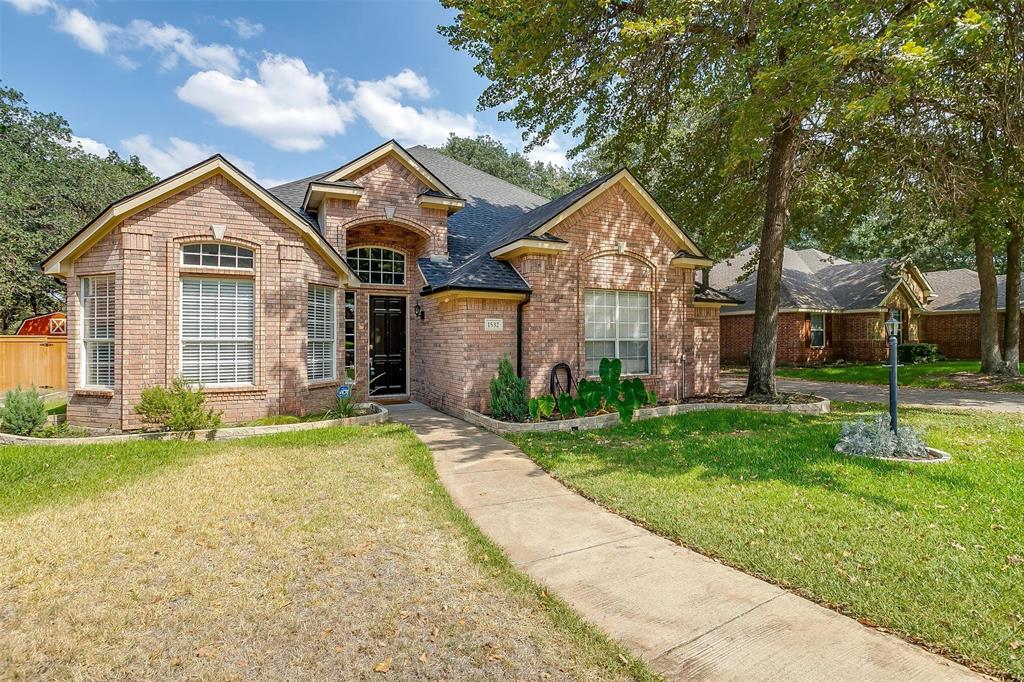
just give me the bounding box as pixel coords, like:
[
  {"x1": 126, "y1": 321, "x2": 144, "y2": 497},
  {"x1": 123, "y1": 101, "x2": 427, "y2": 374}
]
[
  {"x1": 925, "y1": 269, "x2": 1024, "y2": 312},
  {"x1": 711, "y1": 247, "x2": 903, "y2": 313},
  {"x1": 694, "y1": 282, "x2": 742, "y2": 305},
  {"x1": 267, "y1": 144, "x2": 710, "y2": 296}
]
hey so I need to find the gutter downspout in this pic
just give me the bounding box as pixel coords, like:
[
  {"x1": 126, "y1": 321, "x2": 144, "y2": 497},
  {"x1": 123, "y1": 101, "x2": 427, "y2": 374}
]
[{"x1": 517, "y1": 293, "x2": 532, "y2": 378}]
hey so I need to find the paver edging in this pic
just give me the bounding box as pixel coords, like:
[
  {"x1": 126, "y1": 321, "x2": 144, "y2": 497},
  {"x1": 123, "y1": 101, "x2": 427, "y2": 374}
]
[
  {"x1": 463, "y1": 397, "x2": 831, "y2": 435},
  {"x1": 0, "y1": 403, "x2": 388, "y2": 446},
  {"x1": 835, "y1": 445, "x2": 952, "y2": 464}
]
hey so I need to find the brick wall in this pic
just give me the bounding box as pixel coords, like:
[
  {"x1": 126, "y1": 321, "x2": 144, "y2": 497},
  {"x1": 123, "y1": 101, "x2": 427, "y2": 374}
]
[
  {"x1": 66, "y1": 174, "x2": 347, "y2": 430},
  {"x1": 719, "y1": 312, "x2": 843, "y2": 365},
  {"x1": 923, "y1": 311, "x2": 1024, "y2": 359},
  {"x1": 841, "y1": 312, "x2": 887, "y2": 361},
  {"x1": 511, "y1": 182, "x2": 714, "y2": 402}
]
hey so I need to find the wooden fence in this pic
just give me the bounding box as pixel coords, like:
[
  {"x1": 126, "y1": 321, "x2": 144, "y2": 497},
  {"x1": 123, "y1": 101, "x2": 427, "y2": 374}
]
[{"x1": 0, "y1": 336, "x2": 67, "y2": 392}]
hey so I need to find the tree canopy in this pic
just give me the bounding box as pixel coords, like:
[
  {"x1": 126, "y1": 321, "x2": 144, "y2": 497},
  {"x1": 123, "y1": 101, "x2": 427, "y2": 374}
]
[
  {"x1": 431, "y1": 134, "x2": 591, "y2": 199},
  {"x1": 0, "y1": 85, "x2": 155, "y2": 332}
]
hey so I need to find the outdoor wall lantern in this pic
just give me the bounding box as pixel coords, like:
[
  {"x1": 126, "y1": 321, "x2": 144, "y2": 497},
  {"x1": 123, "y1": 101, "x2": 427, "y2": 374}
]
[
  {"x1": 885, "y1": 313, "x2": 900, "y2": 432},
  {"x1": 414, "y1": 303, "x2": 425, "y2": 321}
]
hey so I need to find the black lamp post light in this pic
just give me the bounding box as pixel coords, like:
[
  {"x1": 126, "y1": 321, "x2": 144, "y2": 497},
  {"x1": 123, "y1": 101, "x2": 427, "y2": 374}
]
[{"x1": 885, "y1": 312, "x2": 900, "y2": 433}]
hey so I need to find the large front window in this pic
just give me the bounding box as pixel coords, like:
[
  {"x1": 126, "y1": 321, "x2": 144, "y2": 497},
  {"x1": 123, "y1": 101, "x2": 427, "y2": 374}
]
[
  {"x1": 347, "y1": 247, "x2": 405, "y2": 285},
  {"x1": 584, "y1": 290, "x2": 650, "y2": 376},
  {"x1": 180, "y1": 278, "x2": 254, "y2": 385},
  {"x1": 307, "y1": 285, "x2": 336, "y2": 382},
  {"x1": 81, "y1": 275, "x2": 114, "y2": 387}
]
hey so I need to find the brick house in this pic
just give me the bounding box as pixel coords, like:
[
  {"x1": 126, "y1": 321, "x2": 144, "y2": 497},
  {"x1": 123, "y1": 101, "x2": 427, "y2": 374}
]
[
  {"x1": 711, "y1": 247, "x2": 933, "y2": 365},
  {"x1": 921, "y1": 269, "x2": 1024, "y2": 359},
  {"x1": 43, "y1": 140, "x2": 736, "y2": 430}
]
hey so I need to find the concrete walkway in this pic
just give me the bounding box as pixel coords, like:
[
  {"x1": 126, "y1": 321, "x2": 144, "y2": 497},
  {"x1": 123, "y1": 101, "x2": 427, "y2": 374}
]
[
  {"x1": 720, "y1": 374, "x2": 1024, "y2": 414},
  {"x1": 389, "y1": 403, "x2": 984, "y2": 681}
]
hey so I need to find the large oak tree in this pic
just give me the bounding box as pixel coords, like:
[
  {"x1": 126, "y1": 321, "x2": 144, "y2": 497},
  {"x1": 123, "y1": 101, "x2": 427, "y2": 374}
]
[{"x1": 441, "y1": 0, "x2": 950, "y2": 398}]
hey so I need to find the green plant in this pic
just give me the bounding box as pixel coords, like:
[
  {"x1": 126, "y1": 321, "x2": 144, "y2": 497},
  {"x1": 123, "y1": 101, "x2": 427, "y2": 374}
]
[
  {"x1": 489, "y1": 356, "x2": 529, "y2": 422},
  {"x1": 556, "y1": 392, "x2": 574, "y2": 418},
  {"x1": 31, "y1": 421, "x2": 89, "y2": 439},
  {"x1": 134, "y1": 376, "x2": 222, "y2": 432},
  {"x1": 528, "y1": 394, "x2": 556, "y2": 421},
  {"x1": 0, "y1": 386, "x2": 47, "y2": 435},
  {"x1": 326, "y1": 395, "x2": 360, "y2": 419},
  {"x1": 897, "y1": 343, "x2": 942, "y2": 364}
]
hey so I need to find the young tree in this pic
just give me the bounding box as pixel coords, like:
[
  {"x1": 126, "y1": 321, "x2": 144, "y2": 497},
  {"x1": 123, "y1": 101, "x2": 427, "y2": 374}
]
[
  {"x1": 0, "y1": 85, "x2": 156, "y2": 332},
  {"x1": 441, "y1": 1, "x2": 948, "y2": 398}
]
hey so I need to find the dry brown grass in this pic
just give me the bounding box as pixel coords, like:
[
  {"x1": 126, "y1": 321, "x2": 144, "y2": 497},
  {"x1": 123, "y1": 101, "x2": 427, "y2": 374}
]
[{"x1": 1, "y1": 425, "x2": 644, "y2": 680}]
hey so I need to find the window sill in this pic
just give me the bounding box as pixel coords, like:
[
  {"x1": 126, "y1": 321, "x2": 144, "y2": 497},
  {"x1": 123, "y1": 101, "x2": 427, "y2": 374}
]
[
  {"x1": 307, "y1": 379, "x2": 342, "y2": 390},
  {"x1": 74, "y1": 387, "x2": 114, "y2": 398},
  {"x1": 200, "y1": 385, "x2": 267, "y2": 396}
]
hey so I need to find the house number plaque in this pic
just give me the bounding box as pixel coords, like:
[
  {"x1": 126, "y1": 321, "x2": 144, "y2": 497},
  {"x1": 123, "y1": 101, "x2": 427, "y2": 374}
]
[{"x1": 484, "y1": 318, "x2": 504, "y2": 332}]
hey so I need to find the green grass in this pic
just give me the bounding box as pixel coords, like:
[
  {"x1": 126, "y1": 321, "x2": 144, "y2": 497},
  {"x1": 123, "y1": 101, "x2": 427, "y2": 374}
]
[
  {"x1": 510, "y1": 405, "x2": 1024, "y2": 678},
  {"x1": 44, "y1": 398, "x2": 67, "y2": 416},
  {"x1": 774, "y1": 360, "x2": 1024, "y2": 392}
]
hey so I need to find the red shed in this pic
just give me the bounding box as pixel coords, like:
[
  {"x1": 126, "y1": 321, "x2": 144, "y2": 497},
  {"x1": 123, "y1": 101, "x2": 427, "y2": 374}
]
[{"x1": 16, "y1": 312, "x2": 67, "y2": 336}]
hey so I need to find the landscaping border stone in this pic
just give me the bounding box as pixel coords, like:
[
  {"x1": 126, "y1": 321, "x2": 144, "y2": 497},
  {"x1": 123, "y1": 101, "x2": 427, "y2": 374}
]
[
  {"x1": 0, "y1": 403, "x2": 388, "y2": 446},
  {"x1": 836, "y1": 445, "x2": 952, "y2": 464},
  {"x1": 463, "y1": 397, "x2": 831, "y2": 435}
]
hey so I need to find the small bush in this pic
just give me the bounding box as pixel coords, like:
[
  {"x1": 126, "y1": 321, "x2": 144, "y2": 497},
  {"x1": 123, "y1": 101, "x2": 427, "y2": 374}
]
[
  {"x1": 836, "y1": 414, "x2": 929, "y2": 458},
  {"x1": 0, "y1": 386, "x2": 47, "y2": 435},
  {"x1": 31, "y1": 421, "x2": 90, "y2": 438},
  {"x1": 897, "y1": 343, "x2": 942, "y2": 364},
  {"x1": 326, "y1": 395, "x2": 360, "y2": 419},
  {"x1": 489, "y1": 356, "x2": 528, "y2": 422},
  {"x1": 134, "y1": 376, "x2": 222, "y2": 432}
]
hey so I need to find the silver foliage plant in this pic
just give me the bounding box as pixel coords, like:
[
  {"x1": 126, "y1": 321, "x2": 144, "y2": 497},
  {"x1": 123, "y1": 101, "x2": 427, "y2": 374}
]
[{"x1": 836, "y1": 414, "x2": 929, "y2": 459}]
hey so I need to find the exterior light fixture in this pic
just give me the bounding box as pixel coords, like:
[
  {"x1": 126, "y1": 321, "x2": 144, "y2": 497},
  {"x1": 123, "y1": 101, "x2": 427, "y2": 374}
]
[
  {"x1": 414, "y1": 302, "x2": 425, "y2": 320},
  {"x1": 886, "y1": 311, "x2": 900, "y2": 432}
]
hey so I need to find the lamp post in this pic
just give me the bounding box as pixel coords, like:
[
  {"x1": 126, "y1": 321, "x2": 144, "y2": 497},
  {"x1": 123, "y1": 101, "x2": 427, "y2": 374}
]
[{"x1": 885, "y1": 312, "x2": 900, "y2": 433}]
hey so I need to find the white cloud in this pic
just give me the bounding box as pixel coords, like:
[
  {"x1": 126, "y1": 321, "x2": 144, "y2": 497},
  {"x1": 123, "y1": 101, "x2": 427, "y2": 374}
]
[
  {"x1": 2, "y1": 0, "x2": 52, "y2": 14},
  {"x1": 525, "y1": 137, "x2": 569, "y2": 168},
  {"x1": 121, "y1": 134, "x2": 286, "y2": 187},
  {"x1": 126, "y1": 20, "x2": 240, "y2": 75},
  {"x1": 223, "y1": 17, "x2": 263, "y2": 39},
  {"x1": 348, "y1": 69, "x2": 480, "y2": 146},
  {"x1": 177, "y1": 53, "x2": 354, "y2": 152},
  {"x1": 55, "y1": 7, "x2": 116, "y2": 54},
  {"x1": 68, "y1": 135, "x2": 111, "y2": 156}
]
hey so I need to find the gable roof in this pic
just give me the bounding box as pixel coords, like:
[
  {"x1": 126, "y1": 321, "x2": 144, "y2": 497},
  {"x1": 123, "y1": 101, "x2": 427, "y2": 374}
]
[
  {"x1": 322, "y1": 140, "x2": 461, "y2": 199},
  {"x1": 711, "y1": 246, "x2": 920, "y2": 314},
  {"x1": 925, "y1": 269, "x2": 1024, "y2": 312},
  {"x1": 42, "y1": 155, "x2": 358, "y2": 282}
]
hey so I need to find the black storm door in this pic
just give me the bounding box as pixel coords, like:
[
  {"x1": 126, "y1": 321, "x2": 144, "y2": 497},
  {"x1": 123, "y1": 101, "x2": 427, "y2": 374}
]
[{"x1": 369, "y1": 296, "x2": 406, "y2": 395}]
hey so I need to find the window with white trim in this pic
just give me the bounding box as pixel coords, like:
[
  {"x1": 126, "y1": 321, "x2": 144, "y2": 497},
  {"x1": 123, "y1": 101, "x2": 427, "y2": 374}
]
[
  {"x1": 344, "y1": 291, "x2": 356, "y2": 381},
  {"x1": 182, "y1": 243, "x2": 254, "y2": 269},
  {"x1": 81, "y1": 275, "x2": 114, "y2": 387},
  {"x1": 180, "y1": 278, "x2": 254, "y2": 385},
  {"x1": 810, "y1": 314, "x2": 826, "y2": 348},
  {"x1": 307, "y1": 285, "x2": 336, "y2": 382},
  {"x1": 346, "y1": 247, "x2": 405, "y2": 285},
  {"x1": 584, "y1": 290, "x2": 650, "y2": 376}
]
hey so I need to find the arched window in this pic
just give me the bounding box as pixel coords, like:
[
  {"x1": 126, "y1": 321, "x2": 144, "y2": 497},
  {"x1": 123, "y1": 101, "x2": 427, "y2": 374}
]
[
  {"x1": 347, "y1": 247, "x2": 405, "y2": 285},
  {"x1": 182, "y1": 243, "x2": 254, "y2": 269}
]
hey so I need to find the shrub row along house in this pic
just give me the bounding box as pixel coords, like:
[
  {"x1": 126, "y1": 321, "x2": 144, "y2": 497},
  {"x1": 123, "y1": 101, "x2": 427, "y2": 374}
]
[
  {"x1": 711, "y1": 246, "x2": 1024, "y2": 365},
  {"x1": 42, "y1": 140, "x2": 737, "y2": 430}
]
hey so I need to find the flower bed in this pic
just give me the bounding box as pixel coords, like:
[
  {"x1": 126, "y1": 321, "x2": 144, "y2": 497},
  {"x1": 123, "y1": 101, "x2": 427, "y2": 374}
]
[
  {"x1": 464, "y1": 395, "x2": 830, "y2": 435},
  {"x1": 0, "y1": 403, "x2": 388, "y2": 446}
]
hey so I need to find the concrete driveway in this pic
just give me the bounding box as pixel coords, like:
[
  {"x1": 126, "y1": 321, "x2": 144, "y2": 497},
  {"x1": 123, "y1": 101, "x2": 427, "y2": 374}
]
[{"x1": 720, "y1": 373, "x2": 1024, "y2": 413}]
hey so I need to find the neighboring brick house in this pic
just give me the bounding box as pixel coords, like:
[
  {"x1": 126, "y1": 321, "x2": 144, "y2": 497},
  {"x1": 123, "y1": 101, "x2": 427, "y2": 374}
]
[
  {"x1": 43, "y1": 140, "x2": 736, "y2": 430},
  {"x1": 711, "y1": 247, "x2": 934, "y2": 365},
  {"x1": 921, "y1": 269, "x2": 1024, "y2": 359}
]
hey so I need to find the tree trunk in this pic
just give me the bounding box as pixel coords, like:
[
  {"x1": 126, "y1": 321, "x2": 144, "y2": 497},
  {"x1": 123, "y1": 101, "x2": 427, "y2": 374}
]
[
  {"x1": 975, "y1": 228, "x2": 1003, "y2": 374},
  {"x1": 1003, "y1": 219, "x2": 1021, "y2": 375},
  {"x1": 746, "y1": 114, "x2": 800, "y2": 399}
]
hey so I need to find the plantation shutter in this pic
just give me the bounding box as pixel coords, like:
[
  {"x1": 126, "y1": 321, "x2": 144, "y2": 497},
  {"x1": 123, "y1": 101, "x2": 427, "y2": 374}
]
[
  {"x1": 180, "y1": 278, "x2": 254, "y2": 385},
  {"x1": 307, "y1": 285, "x2": 336, "y2": 382}
]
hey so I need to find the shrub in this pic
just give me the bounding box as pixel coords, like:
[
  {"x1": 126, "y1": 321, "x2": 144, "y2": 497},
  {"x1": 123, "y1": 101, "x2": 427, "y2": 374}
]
[
  {"x1": 836, "y1": 414, "x2": 929, "y2": 458},
  {"x1": 326, "y1": 395, "x2": 360, "y2": 419},
  {"x1": 0, "y1": 386, "x2": 47, "y2": 435},
  {"x1": 897, "y1": 343, "x2": 942, "y2": 364},
  {"x1": 489, "y1": 356, "x2": 528, "y2": 422},
  {"x1": 31, "y1": 421, "x2": 89, "y2": 438},
  {"x1": 134, "y1": 376, "x2": 222, "y2": 432}
]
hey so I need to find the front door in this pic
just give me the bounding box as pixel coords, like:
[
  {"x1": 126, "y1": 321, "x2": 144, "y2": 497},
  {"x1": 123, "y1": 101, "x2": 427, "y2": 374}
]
[{"x1": 369, "y1": 296, "x2": 406, "y2": 396}]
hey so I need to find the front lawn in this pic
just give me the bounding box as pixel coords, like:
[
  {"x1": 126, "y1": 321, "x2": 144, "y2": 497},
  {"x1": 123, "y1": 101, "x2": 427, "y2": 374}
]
[
  {"x1": 1, "y1": 426, "x2": 652, "y2": 680},
  {"x1": 773, "y1": 360, "x2": 1024, "y2": 392},
  {"x1": 511, "y1": 405, "x2": 1024, "y2": 678}
]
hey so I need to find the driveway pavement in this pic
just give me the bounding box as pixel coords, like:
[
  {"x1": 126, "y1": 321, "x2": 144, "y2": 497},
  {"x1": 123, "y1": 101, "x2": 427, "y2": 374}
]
[
  {"x1": 720, "y1": 373, "x2": 1024, "y2": 413},
  {"x1": 390, "y1": 402, "x2": 984, "y2": 681}
]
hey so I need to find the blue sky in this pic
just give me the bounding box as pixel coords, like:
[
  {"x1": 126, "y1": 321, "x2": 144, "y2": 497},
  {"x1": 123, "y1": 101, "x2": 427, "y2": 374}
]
[{"x1": 0, "y1": 0, "x2": 569, "y2": 186}]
